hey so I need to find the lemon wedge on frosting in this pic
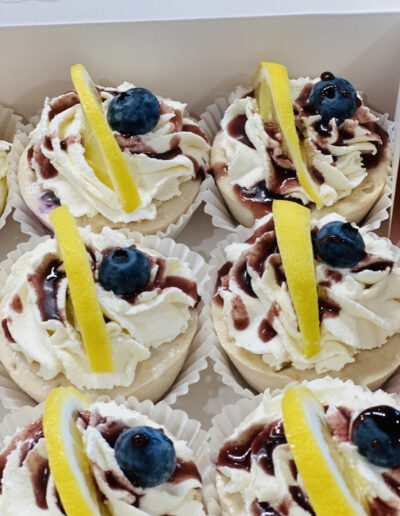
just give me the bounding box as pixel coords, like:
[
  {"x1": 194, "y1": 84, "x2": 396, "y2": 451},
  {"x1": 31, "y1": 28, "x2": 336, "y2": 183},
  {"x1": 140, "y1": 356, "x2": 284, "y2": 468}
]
[
  {"x1": 50, "y1": 205, "x2": 114, "y2": 373},
  {"x1": 282, "y1": 385, "x2": 367, "y2": 516},
  {"x1": 43, "y1": 387, "x2": 106, "y2": 516},
  {"x1": 71, "y1": 63, "x2": 141, "y2": 213},
  {"x1": 254, "y1": 62, "x2": 322, "y2": 206},
  {"x1": 273, "y1": 200, "x2": 320, "y2": 358}
]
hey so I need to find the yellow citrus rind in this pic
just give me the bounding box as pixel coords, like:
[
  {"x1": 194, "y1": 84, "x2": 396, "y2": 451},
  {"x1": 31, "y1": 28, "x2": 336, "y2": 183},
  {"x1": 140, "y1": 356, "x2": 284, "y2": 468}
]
[
  {"x1": 273, "y1": 199, "x2": 320, "y2": 358},
  {"x1": 254, "y1": 61, "x2": 322, "y2": 206},
  {"x1": 43, "y1": 387, "x2": 106, "y2": 516},
  {"x1": 71, "y1": 63, "x2": 141, "y2": 213},
  {"x1": 282, "y1": 385, "x2": 366, "y2": 516},
  {"x1": 50, "y1": 205, "x2": 114, "y2": 372}
]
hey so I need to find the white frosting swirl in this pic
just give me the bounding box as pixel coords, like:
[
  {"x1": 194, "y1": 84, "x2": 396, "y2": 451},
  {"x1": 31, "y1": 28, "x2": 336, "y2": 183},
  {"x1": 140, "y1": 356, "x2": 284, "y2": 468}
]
[
  {"x1": 217, "y1": 213, "x2": 400, "y2": 373},
  {"x1": 0, "y1": 401, "x2": 204, "y2": 515},
  {"x1": 218, "y1": 79, "x2": 383, "y2": 207},
  {"x1": 29, "y1": 83, "x2": 210, "y2": 223},
  {"x1": 0, "y1": 227, "x2": 197, "y2": 389},
  {"x1": 217, "y1": 378, "x2": 400, "y2": 515}
]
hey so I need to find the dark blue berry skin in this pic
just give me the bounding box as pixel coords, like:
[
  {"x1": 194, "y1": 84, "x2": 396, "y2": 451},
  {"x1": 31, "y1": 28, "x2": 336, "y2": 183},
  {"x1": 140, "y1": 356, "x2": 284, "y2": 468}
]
[
  {"x1": 315, "y1": 221, "x2": 365, "y2": 268},
  {"x1": 309, "y1": 74, "x2": 357, "y2": 126},
  {"x1": 115, "y1": 426, "x2": 177, "y2": 488},
  {"x1": 107, "y1": 87, "x2": 160, "y2": 136},
  {"x1": 99, "y1": 247, "x2": 151, "y2": 296},
  {"x1": 352, "y1": 406, "x2": 400, "y2": 469}
]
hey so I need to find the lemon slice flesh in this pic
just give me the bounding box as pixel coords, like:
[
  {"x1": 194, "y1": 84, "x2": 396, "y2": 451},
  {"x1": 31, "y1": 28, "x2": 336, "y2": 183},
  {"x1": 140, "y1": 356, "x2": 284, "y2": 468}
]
[
  {"x1": 254, "y1": 62, "x2": 322, "y2": 206},
  {"x1": 282, "y1": 386, "x2": 367, "y2": 516},
  {"x1": 43, "y1": 387, "x2": 106, "y2": 516},
  {"x1": 71, "y1": 63, "x2": 141, "y2": 213},
  {"x1": 50, "y1": 205, "x2": 114, "y2": 372},
  {"x1": 273, "y1": 200, "x2": 320, "y2": 358}
]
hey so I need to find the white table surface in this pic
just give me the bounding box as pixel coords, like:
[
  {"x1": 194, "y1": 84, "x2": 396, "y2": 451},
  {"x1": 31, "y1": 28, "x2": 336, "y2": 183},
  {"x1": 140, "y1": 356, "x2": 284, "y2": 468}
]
[{"x1": 0, "y1": 206, "x2": 244, "y2": 429}]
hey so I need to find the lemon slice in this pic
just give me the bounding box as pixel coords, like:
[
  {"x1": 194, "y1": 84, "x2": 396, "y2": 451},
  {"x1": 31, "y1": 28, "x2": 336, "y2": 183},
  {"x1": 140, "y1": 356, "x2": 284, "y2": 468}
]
[
  {"x1": 71, "y1": 63, "x2": 141, "y2": 213},
  {"x1": 50, "y1": 205, "x2": 114, "y2": 372},
  {"x1": 282, "y1": 386, "x2": 366, "y2": 516},
  {"x1": 254, "y1": 62, "x2": 322, "y2": 206},
  {"x1": 273, "y1": 200, "x2": 320, "y2": 358},
  {"x1": 43, "y1": 387, "x2": 106, "y2": 516}
]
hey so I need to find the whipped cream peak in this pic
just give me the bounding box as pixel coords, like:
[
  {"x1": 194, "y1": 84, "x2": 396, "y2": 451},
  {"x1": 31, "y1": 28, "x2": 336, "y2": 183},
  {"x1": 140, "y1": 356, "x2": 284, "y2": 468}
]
[
  {"x1": 0, "y1": 400, "x2": 205, "y2": 516},
  {"x1": 214, "y1": 213, "x2": 400, "y2": 373},
  {"x1": 0, "y1": 226, "x2": 198, "y2": 389},
  {"x1": 217, "y1": 377, "x2": 400, "y2": 516},
  {"x1": 28, "y1": 83, "x2": 210, "y2": 224},
  {"x1": 214, "y1": 77, "x2": 388, "y2": 213}
]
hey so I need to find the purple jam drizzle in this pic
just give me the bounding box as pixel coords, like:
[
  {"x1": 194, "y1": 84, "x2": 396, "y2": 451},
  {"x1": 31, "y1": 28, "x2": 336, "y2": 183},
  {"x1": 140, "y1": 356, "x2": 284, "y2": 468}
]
[
  {"x1": 28, "y1": 258, "x2": 66, "y2": 322},
  {"x1": 251, "y1": 421, "x2": 287, "y2": 476},
  {"x1": 251, "y1": 499, "x2": 280, "y2": 516},
  {"x1": 27, "y1": 452, "x2": 50, "y2": 510},
  {"x1": 168, "y1": 458, "x2": 202, "y2": 484},
  {"x1": 39, "y1": 191, "x2": 61, "y2": 214},
  {"x1": 213, "y1": 261, "x2": 233, "y2": 306},
  {"x1": 1, "y1": 318, "x2": 15, "y2": 343},
  {"x1": 231, "y1": 295, "x2": 250, "y2": 331},
  {"x1": 227, "y1": 114, "x2": 255, "y2": 149},
  {"x1": 217, "y1": 425, "x2": 265, "y2": 471},
  {"x1": 288, "y1": 486, "x2": 315, "y2": 515}
]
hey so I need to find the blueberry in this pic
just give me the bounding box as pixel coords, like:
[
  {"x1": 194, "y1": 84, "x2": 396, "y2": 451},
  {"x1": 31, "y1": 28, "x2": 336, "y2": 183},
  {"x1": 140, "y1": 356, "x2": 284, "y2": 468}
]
[
  {"x1": 315, "y1": 221, "x2": 365, "y2": 268},
  {"x1": 352, "y1": 406, "x2": 400, "y2": 468},
  {"x1": 309, "y1": 73, "x2": 357, "y2": 126},
  {"x1": 99, "y1": 247, "x2": 151, "y2": 296},
  {"x1": 115, "y1": 426, "x2": 176, "y2": 488},
  {"x1": 107, "y1": 87, "x2": 160, "y2": 136}
]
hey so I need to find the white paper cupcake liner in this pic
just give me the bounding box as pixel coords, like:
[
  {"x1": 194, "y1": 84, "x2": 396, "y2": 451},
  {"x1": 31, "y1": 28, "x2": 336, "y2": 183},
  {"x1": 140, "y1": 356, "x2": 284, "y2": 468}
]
[
  {"x1": 0, "y1": 105, "x2": 25, "y2": 233},
  {"x1": 0, "y1": 395, "x2": 210, "y2": 511},
  {"x1": 0, "y1": 230, "x2": 210, "y2": 410},
  {"x1": 205, "y1": 218, "x2": 400, "y2": 399},
  {"x1": 199, "y1": 91, "x2": 395, "y2": 233},
  {"x1": 10, "y1": 116, "x2": 207, "y2": 239}
]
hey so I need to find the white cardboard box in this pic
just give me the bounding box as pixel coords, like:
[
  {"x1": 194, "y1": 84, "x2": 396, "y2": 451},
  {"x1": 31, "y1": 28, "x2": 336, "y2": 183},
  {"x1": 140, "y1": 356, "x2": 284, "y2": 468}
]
[{"x1": 0, "y1": 6, "x2": 399, "y2": 426}]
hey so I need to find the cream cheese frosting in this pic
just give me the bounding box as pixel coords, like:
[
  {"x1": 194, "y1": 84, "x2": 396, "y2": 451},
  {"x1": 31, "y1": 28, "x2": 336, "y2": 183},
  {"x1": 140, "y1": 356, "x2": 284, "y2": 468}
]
[
  {"x1": 27, "y1": 82, "x2": 210, "y2": 224},
  {"x1": 216, "y1": 378, "x2": 400, "y2": 516},
  {"x1": 215, "y1": 79, "x2": 386, "y2": 208},
  {"x1": 0, "y1": 400, "x2": 205, "y2": 515},
  {"x1": 214, "y1": 213, "x2": 400, "y2": 373},
  {"x1": 0, "y1": 227, "x2": 198, "y2": 389}
]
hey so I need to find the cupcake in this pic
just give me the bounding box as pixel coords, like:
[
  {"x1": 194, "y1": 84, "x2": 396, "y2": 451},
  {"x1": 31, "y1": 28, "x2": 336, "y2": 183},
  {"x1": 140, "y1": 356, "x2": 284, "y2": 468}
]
[
  {"x1": 0, "y1": 206, "x2": 201, "y2": 402},
  {"x1": 18, "y1": 65, "x2": 210, "y2": 235},
  {"x1": 212, "y1": 199, "x2": 400, "y2": 392},
  {"x1": 213, "y1": 378, "x2": 400, "y2": 515},
  {"x1": 210, "y1": 62, "x2": 391, "y2": 228},
  {"x1": 0, "y1": 387, "x2": 206, "y2": 515}
]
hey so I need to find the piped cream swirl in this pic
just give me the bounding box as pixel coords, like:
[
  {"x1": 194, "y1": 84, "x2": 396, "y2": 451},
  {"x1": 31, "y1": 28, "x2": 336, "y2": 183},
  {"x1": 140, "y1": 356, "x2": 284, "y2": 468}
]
[
  {"x1": 215, "y1": 213, "x2": 400, "y2": 373},
  {"x1": 217, "y1": 78, "x2": 385, "y2": 207},
  {"x1": 28, "y1": 83, "x2": 210, "y2": 224},
  {"x1": 0, "y1": 401, "x2": 205, "y2": 516},
  {"x1": 0, "y1": 227, "x2": 197, "y2": 389},
  {"x1": 216, "y1": 378, "x2": 400, "y2": 516}
]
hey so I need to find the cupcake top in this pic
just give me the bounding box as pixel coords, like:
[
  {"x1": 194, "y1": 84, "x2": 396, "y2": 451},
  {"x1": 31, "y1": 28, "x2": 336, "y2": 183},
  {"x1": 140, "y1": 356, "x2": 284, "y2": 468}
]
[
  {"x1": 0, "y1": 399, "x2": 205, "y2": 515},
  {"x1": 216, "y1": 378, "x2": 400, "y2": 515},
  {"x1": 213, "y1": 212, "x2": 400, "y2": 373},
  {"x1": 0, "y1": 226, "x2": 198, "y2": 390},
  {"x1": 26, "y1": 82, "x2": 210, "y2": 225},
  {"x1": 212, "y1": 73, "x2": 388, "y2": 214}
]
